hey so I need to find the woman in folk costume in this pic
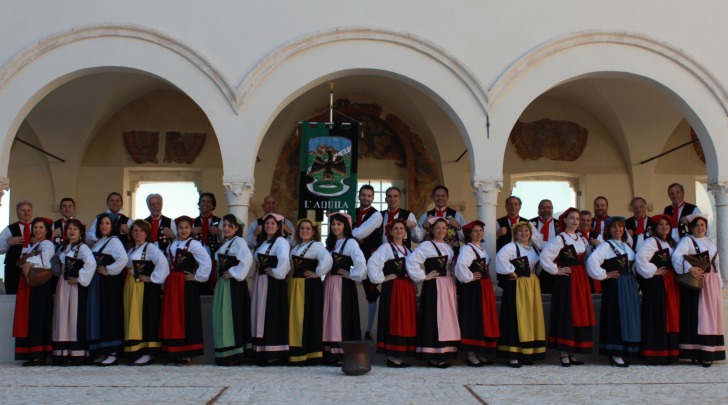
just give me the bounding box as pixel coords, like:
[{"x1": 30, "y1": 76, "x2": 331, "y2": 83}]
[
  {"x1": 406, "y1": 216, "x2": 459, "y2": 368},
  {"x1": 251, "y1": 213, "x2": 291, "y2": 363},
  {"x1": 51, "y1": 219, "x2": 96, "y2": 365},
  {"x1": 212, "y1": 214, "x2": 253, "y2": 366},
  {"x1": 159, "y1": 216, "x2": 211, "y2": 365},
  {"x1": 322, "y1": 212, "x2": 367, "y2": 364},
  {"x1": 367, "y1": 219, "x2": 417, "y2": 368},
  {"x1": 495, "y1": 221, "x2": 545, "y2": 368},
  {"x1": 124, "y1": 219, "x2": 169, "y2": 366},
  {"x1": 87, "y1": 213, "x2": 128, "y2": 366},
  {"x1": 586, "y1": 216, "x2": 641, "y2": 367},
  {"x1": 13, "y1": 217, "x2": 55, "y2": 366},
  {"x1": 455, "y1": 220, "x2": 500, "y2": 367},
  {"x1": 672, "y1": 213, "x2": 725, "y2": 367},
  {"x1": 635, "y1": 214, "x2": 680, "y2": 364},
  {"x1": 288, "y1": 219, "x2": 332, "y2": 364},
  {"x1": 539, "y1": 207, "x2": 595, "y2": 367}
]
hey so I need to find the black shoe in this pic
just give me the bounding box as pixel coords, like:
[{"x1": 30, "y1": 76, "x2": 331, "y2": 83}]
[
  {"x1": 702, "y1": 361, "x2": 712, "y2": 368},
  {"x1": 568, "y1": 356, "x2": 584, "y2": 366},
  {"x1": 177, "y1": 358, "x2": 191, "y2": 366},
  {"x1": 364, "y1": 332, "x2": 373, "y2": 341},
  {"x1": 387, "y1": 359, "x2": 411, "y2": 368},
  {"x1": 521, "y1": 359, "x2": 533, "y2": 366},
  {"x1": 22, "y1": 359, "x2": 45, "y2": 367},
  {"x1": 98, "y1": 359, "x2": 118, "y2": 367},
  {"x1": 466, "y1": 359, "x2": 486, "y2": 368},
  {"x1": 609, "y1": 357, "x2": 629, "y2": 368},
  {"x1": 560, "y1": 356, "x2": 571, "y2": 367},
  {"x1": 427, "y1": 361, "x2": 452, "y2": 369},
  {"x1": 508, "y1": 359, "x2": 522, "y2": 368}
]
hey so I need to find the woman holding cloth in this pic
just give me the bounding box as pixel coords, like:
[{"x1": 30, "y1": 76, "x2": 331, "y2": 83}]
[
  {"x1": 251, "y1": 213, "x2": 291, "y2": 363},
  {"x1": 123, "y1": 219, "x2": 169, "y2": 366},
  {"x1": 586, "y1": 216, "x2": 641, "y2": 367},
  {"x1": 672, "y1": 213, "x2": 725, "y2": 367},
  {"x1": 539, "y1": 207, "x2": 595, "y2": 367},
  {"x1": 495, "y1": 221, "x2": 545, "y2": 368},
  {"x1": 13, "y1": 217, "x2": 55, "y2": 366},
  {"x1": 367, "y1": 218, "x2": 417, "y2": 367},
  {"x1": 406, "y1": 216, "x2": 458, "y2": 368},
  {"x1": 87, "y1": 213, "x2": 128, "y2": 366},
  {"x1": 635, "y1": 214, "x2": 680, "y2": 364},
  {"x1": 455, "y1": 220, "x2": 500, "y2": 367},
  {"x1": 322, "y1": 212, "x2": 366, "y2": 364},
  {"x1": 52, "y1": 219, "x2": 97, "y2": 365},
  {"x1": 288, "y1": 219, "x2": 331, "y2": 364},
  {"x1": 212, "y1": 214, "x2": 253, "y2": 366}
]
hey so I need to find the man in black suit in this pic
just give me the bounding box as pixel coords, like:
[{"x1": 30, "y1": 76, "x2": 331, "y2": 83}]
[
  {"x1": 663, "y1": 183, "x2": 700, "y2": 240},
  {"x1": 0, "y1": 200, "x2": 33, "y2": 294},
  {"x1": 52, "y1": 197, "x2": 76, "y2": 250},
  {"x1": 496, "y1": 195, "x2": 527, "y2": 252},
  {"x1": 626, "y1": 196, "x2": 656, "y2": 251}
]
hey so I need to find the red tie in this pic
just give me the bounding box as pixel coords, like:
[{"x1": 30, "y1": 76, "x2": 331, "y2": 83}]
[
  {"x1": 356, "y1": 207, "x2": 370, "y2": 227},
  {"x1": 508, "y1": 216, "x2": 518, "y2": 226},
  {"x1": 671, "y1": 202, "x2": 684, "y2": 228},
  {"x1": 436, "y1": 208, "x2": 446, "y2": 218},
  {"x1": 594, "y1": 217, "x2": 607, "y2": 234},
  {"x1": 635, "y1": 216, "x2": 645, "y2": 235},
  {"x1": 201, "y1": 214, "x2": 211, "y2": 245},
  {"x1": 22, "y1": 222, "x2": 30, "y2": 248},
  {"x1": 151, "y1": 217, "x2": 160, "y2": 242},
  {"x1": 540, "y1": 218, "x2": 552, "y2": 242},
  {"x1": 386, "y1": 209, "x2": 400, "y2": 243}
]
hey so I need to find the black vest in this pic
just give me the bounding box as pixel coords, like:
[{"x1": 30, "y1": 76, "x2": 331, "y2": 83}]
[
  {"x1": 3, "y1": 222, "x2": 23, "y2": 265},
  {"x1": 663, "y1": 202, "x2": 698, "y2": 238},
  {"x1": 496, "y1": 216, "x2": 523, "y2": 252},
  {"x1": 193, "y1": 215, "x2": 222, "y2": 255},
  {"x1": 145, "y1": 215, "x2": 173, "y2": 252},
  {"x1": 625, "y1": 216, "x2": 656, "y2": 250},
  {"x1": 355, "y1": 207, "x2": 380, "y2": 260},
  {"x1": 53, "y1": 218, "x2": 65, "y2": 251}
]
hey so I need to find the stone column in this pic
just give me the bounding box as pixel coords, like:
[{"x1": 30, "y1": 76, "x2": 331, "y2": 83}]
[
  {"x1": 0, "y1": 176, "x2": 9, "y2": 207},
  {"x1": 708, "y1": 180, "x2": 728, "y2": 284},
  {"x1": 473, "y1": 176, "x2": 503, "y2": 282},
  {"x1": 222, "y1": 175, "x2": 255, "y2": 228}
]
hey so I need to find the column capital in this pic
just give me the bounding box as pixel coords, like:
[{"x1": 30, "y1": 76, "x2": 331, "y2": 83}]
[
  {"x1": 222, "y1": 175, "x2": 255, "y2": 205},
  {"x1": 472, "y1": 175, "x2": 503, "y2": 206},
  {"x1": 708, "y1": 179, "x2": 728, "y2": 206},
  {"x1": 0, "y1": 176, "x2": 9, "y2": 207}
]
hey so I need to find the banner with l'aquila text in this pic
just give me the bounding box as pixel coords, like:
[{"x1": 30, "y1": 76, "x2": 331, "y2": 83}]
[{"x1": 298, "y1": 122, "x2": 359, "y2": 221}]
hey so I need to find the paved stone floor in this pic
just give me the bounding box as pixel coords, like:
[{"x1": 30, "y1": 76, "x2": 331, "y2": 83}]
[{"x1": 0, "y1": 354, "x2": 724, "y2": 405}]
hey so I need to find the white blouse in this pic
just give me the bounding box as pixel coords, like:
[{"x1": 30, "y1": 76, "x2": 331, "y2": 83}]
[
  {"x1": 495, "y1": 242, "x2": 540, "y2": 275},
  {"x1": 672, "y1": 236, "x2": 721, "y2": 287},
  {"x1": 539, "y1": 232, "x2": 590, "y2": 275},
  {"x1": 59, "y1": 242, "x2": 97, "y2": 287},
  {"x1": 24, "y1": 240, "x2": 55, "y2": 269},
  {"x1": 405, "y1": 240, "x2": 452, "y2": 282},
  {"x1": 328, "y1": 238, "x2": 367, "y2": 281},
  {"x1": 215, "y1": 236, "x2": 253, "y2": 281},
  {"x1": 455, "y1": 242, "x2": 491, "y2": 282},
  {"x1": 586, "y1": 240, "x2": 635, "y2": 281},
  {"x1": 127, "y1": 242, "x2": 170, "y2": 284},
  {"x1": 291, "y1": 240, "x2": 332, "y2": 277},
  {"x1": 254, "y1": 237, "x2": 291, "y2": 280},
  {"x1": 168, "y1": 238, "x2": 212, "y2": 283},
  {"x1": 367, "y1": 242, "x2": 413, "y2": 284},
  {"x1": 635, "y1": 237, "x2": 673, "y2": 279},
  {"x1": 91, "y1": 236, "x2": 129, "y2": 276}
]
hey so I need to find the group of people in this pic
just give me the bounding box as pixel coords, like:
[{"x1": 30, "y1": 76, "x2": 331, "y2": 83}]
[{"x1": 0, "y1": 182, "x2": 724, "y2": 369}]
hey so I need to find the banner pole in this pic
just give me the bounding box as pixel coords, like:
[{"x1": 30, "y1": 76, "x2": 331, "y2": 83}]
[{"x1": 328, "y1": 81, "x2": 334, "y2": 124}]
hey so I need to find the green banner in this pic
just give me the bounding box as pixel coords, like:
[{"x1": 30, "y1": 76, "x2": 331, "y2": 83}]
[{"x1": 298, "y1": 122, "x2": 359, "y2": 220}]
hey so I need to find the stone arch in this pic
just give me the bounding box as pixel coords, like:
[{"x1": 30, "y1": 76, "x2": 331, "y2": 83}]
[
  {"x1": 0, "y1": 24, "x2": 234, "y2": 177},
  {"x1": 233, "y1": 28, "x2": 492, "y2": 178},
  {"x1": 486, "y1": 30, "x2": 728, "y2": 181}
]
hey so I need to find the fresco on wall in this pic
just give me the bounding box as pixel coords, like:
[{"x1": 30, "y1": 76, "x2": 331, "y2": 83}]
[
  {"x1": 270, "y1": 99, "x2": 440, "y2": 221},
  {"x1": 510, "y1": 119, "x2": 588, "y2": 161},
  {"x1": 123, "y1": 130, "x2": 159, "y2": 163},
  {"x1": 164, "y1": 132, "x2": 207, "y2": 164}
]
